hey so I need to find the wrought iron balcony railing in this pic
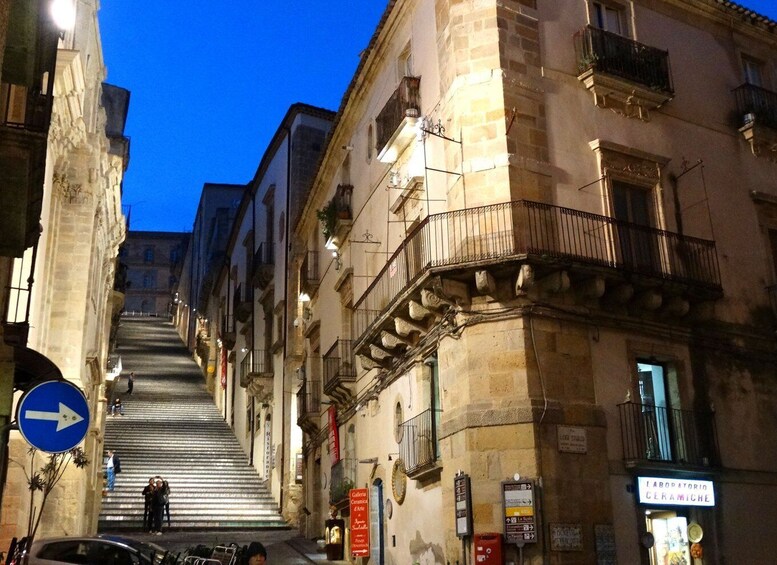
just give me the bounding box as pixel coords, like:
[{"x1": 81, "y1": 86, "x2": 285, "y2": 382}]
[
  {"x1": 330, "y1": 458, "x2": 356, "y2": 504},
  {"x1": 220, "y1": 313, "x2": 235, "y2": 336},
  {"x1": 375, "y1": 76, "x2": 421, "y2": 152},
  {"x1": 398, "y1": 408, "x2": 440, "y2": 475},
  {"x1": 323, "y1": 340, "x2": 356, "y2": 393},
  {"x1": 301, "y1": 251, "x2": 320, "y2": 296},
  {"x1": 618, "y1": 401, "x2": 719, "y2": 467},
  {"x1": 254, "y1": 241, "x2": 274, "y2": 267},
  {"x1": 733, "y1": 83, "x2": 777, "y2": 130},
  {"x1": 575, "y1": 26, "x2": 673, "y2": 94},
  {"x1": 240, "y1": 349, "x2": 272, "y2": 381},
  {"x1": 353, "y1": 200, "x2": 721, "y2": 344},
  {"x1": 233, "y1": 283, "x2": 252, "y2": 323},
  {"x1": 252, "y1": 241, "x2": 274, "y2": 289},
  {"x1": 297, "y1": 379, "x2": 321, "y2": 420}
]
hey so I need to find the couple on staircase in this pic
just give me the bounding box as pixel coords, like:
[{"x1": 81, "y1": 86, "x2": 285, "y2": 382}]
[{"x1": 142, "y1": 476, "x2": 170, "y2": 534}]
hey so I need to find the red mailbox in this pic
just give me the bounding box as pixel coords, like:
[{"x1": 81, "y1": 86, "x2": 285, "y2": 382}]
[{"x1": 474, "y1": 532, "x2": 503, "y2": 564}]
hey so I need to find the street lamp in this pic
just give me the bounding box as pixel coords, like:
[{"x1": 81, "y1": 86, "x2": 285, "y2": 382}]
[{"x1": 50, "y1": 0, "x2": 76, "y2": 30}]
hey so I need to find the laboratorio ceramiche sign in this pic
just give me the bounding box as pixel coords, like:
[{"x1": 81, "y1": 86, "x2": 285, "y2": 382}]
[{"x1": 637, "y1": 477, "x2": 716, "y2": 507}]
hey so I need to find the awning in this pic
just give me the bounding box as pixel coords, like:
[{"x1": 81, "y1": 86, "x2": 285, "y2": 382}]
[{"x1": 14, "y1": 346, "x2": 63, "y2": 391}]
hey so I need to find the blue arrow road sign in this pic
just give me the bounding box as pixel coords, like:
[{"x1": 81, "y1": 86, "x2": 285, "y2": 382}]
[{"x1": 17, "y1": 380, "x2": 90, "y2": 453}]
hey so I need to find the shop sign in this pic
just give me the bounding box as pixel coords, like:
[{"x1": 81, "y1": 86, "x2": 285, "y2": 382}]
[
  {"x1": 637, "y1": 476, "x2": 715, "y2": 507},
  {"x1": 502, "y1": 480, "x2": 537, "y2": 544},
  {"x1": 350, "y1": 488, "x2": 370, "y2": 557}
]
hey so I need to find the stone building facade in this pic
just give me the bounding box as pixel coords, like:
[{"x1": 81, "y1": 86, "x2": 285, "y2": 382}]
[
  {"x1": 287, "y1": 1, "x2": 777, "y2": 564},
  {"x1": 178, "y1": 104, "x2": 334, "y2": 522},
  {"x1": 121, "y1": 231, "x2": 189, "y2": 316},
  {"x1": 0, "y1": 0, "x2": 128, "y2": 547},
  {"x1": 174, "y1": 183, "x2": 244, "y2": 355}
]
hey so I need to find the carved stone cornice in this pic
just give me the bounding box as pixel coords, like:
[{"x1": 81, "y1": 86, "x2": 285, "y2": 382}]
[{"x1": 589, "y1": 139, "x2": 670, "y2": 184}]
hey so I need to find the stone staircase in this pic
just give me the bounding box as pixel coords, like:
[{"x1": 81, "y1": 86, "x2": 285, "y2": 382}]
[{"x1": 98, "y1": 317, "x2": 288, "y2": 531}]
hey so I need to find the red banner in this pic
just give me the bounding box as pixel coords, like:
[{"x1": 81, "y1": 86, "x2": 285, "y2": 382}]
[
  {"x1": 328, "y1": 406, "x2": 340, "y2": 463},
  {"x1": 220, "y1": 347, "x2": 227, "y2": 389},
  {"x1": 350, "y1": 488, "x2": 370, "y2": 557}
]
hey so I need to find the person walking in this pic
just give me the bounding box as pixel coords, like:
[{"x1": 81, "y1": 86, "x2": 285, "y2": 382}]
[
  {"x1": 142, "y1": 477, "x2": 155, "y2": 532},
  {"x1": 126, "y1": 371, "x2": 134, "y2": 394},
  {"x1": 105, "y1": 450, "x2": 121, "y2": 491}
]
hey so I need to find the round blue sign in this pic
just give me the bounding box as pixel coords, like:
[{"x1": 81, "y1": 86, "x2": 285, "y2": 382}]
[{"x1": 17, "y1": 380, "x2": 90, "y2": 453}]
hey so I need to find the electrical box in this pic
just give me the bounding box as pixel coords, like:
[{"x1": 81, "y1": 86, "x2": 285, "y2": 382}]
[{"x1": 474, "y1": 532, "x2": 503, "y2": 564}]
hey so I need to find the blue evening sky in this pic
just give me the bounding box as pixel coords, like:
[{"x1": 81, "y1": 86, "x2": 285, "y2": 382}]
[{"x1": 99, "y1": 1, "x2": 777, "y2": 233}]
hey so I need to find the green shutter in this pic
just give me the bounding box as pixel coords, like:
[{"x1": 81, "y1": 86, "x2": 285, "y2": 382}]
[{"x1": 2, "y1": 0, "x2": 40, "y2": 87}]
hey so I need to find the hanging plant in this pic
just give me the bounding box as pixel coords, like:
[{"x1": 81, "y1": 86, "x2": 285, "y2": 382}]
[{"x1": 316, "y1": 199, "x2": 337, "y2": 240}]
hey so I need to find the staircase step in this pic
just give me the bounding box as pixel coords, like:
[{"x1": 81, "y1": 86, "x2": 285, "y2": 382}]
[{"x1": 99, "y1": 318, "x2": 287, "y2": 532}]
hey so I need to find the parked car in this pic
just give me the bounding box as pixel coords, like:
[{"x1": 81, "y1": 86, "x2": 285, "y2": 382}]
[{"x1": 13, "y1": 534, "x2": 175, "y2": 565}]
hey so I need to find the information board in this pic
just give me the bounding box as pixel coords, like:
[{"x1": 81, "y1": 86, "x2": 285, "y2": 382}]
[
  {"x1": 502, "y1": 480, "x2": 537, "y2": 544},
  {"x1": 454, "y1": 473, "x2": 473, "y2": 538}
]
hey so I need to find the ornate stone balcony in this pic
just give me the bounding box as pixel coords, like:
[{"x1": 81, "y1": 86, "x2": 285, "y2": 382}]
[
  {"x1": 575, "y1": 26, "x2": 673, "y2": 121},
  {"x1": 376, "y1": 76, "x2": 421, "y2": 163},
  {"x1": 240, "y1": 349, "x2": 273, "y2": 401},
  {"x1": 233, "y1": 283, "x2": 252, "y2": 323},
  {"x1": 734, "y1": 83, "x2": 777, "y2": 160},
  {"x1": 219, "y1": 314, "x2": 236, "y2": 351},
  {"x1": 296, "y1": 378, "x2": 321, "y2": 435},
  {"x1": 251, "y1": 242, "x2": 274, "y2": 289},
  {"x1": 301, "y1": 251, "x2": 320, "y2": 298},
  {"x1": 323, "y1": 339, "x2": 356, "y2": 405},
  {"x1": 353, "y1": 200, "x2": 722, "y2": 368}
]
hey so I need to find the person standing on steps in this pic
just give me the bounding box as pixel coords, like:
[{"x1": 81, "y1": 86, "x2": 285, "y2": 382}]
[
  {"x1": 161, "y1": 478, "x2": 171, "y2": 527},
  {"x1": 105, "y1": 450, "x2": 121, "y2": 491},
  {"x1": 126, "y1": 371, "x2": 134, "y2": 394},
  {"x1": 142, "y1": 477, "x2": 155, "y2": 532},
  {"x1": 150, "y1": 477, "x2": 166, "y2": 535}
]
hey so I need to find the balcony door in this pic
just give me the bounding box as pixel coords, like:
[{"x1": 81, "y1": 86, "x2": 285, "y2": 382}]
[
  {"x1": 612, "y1": 180, "x2": 660, "y2": 274},
  {"x1": 592, "y1": 1, "x2": 623, "y2": 35},
  {"x1": 637, "y1": 360, "x2": 680, "y2": 462}
]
